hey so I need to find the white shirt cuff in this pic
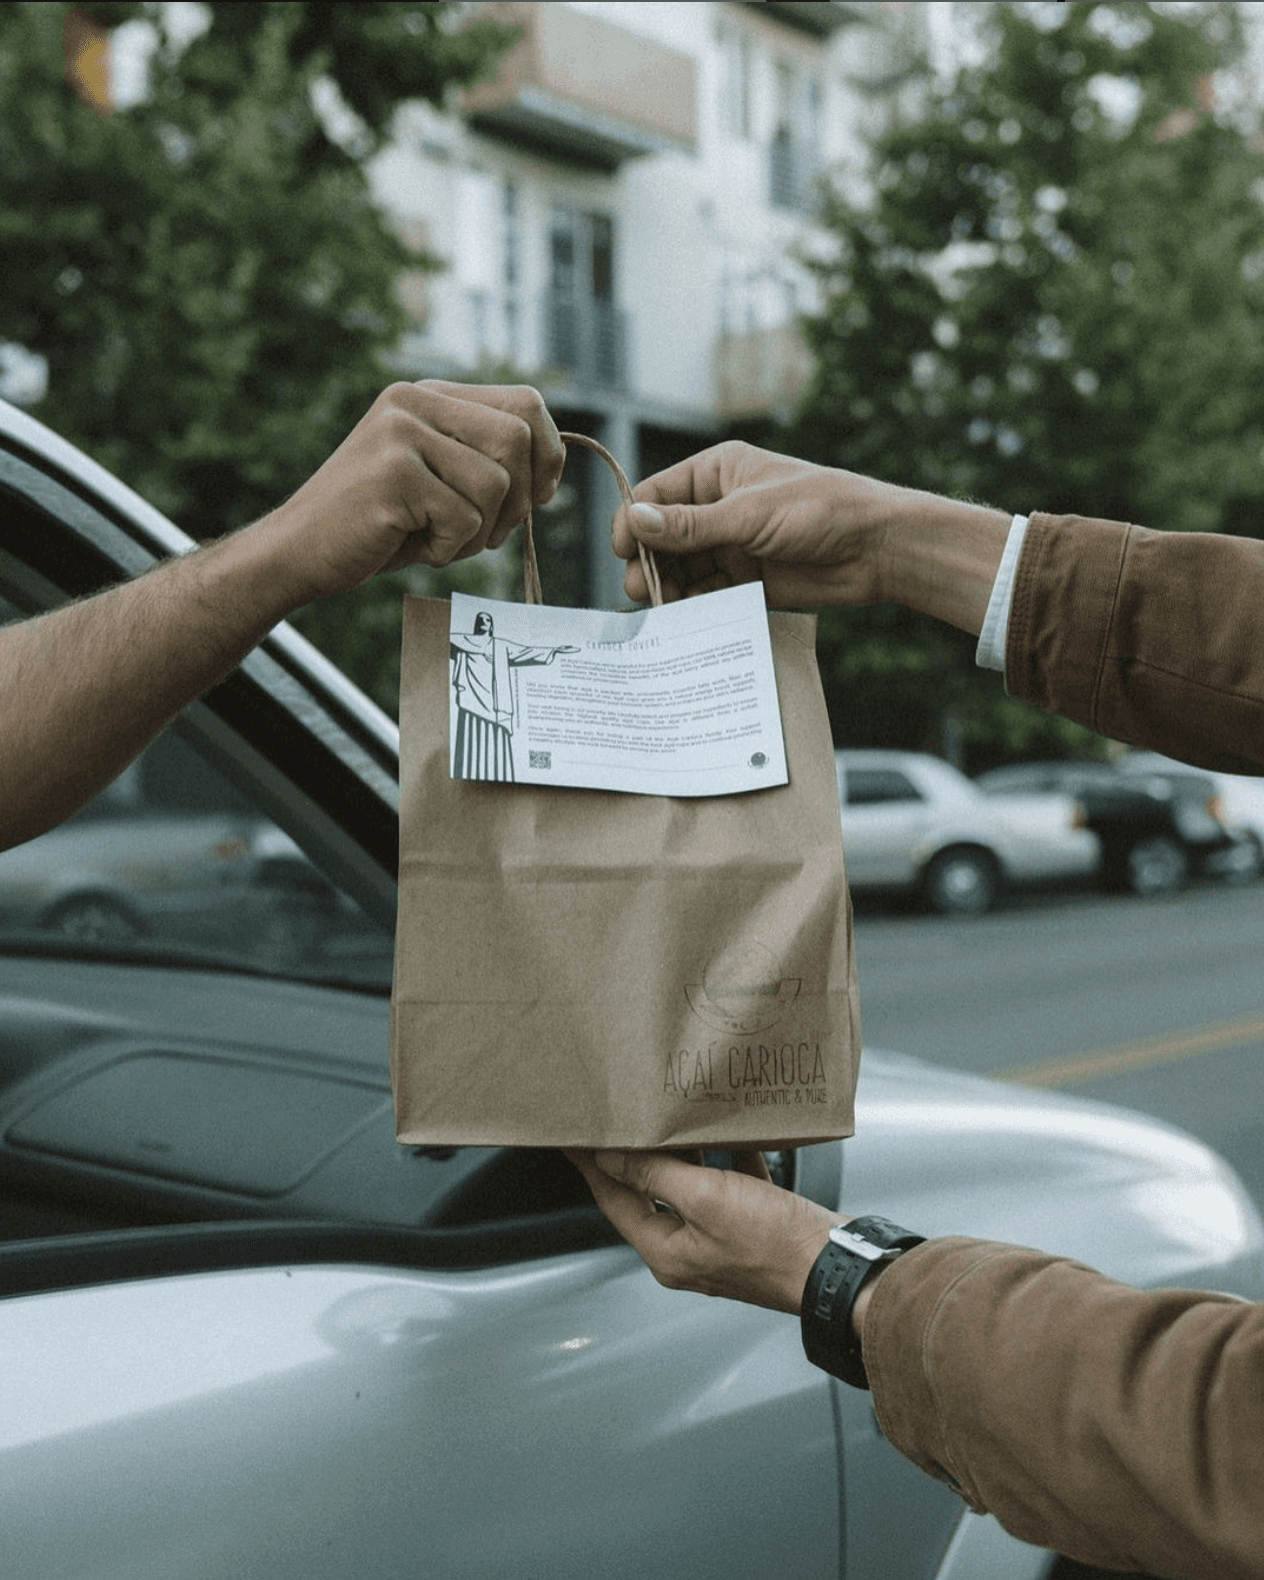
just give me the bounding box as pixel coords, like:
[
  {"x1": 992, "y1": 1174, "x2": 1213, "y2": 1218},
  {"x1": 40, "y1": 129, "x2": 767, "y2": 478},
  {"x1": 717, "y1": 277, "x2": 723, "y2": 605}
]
[{"x1": 975, "y1": 514, "x2": 1030, "y2": 673}]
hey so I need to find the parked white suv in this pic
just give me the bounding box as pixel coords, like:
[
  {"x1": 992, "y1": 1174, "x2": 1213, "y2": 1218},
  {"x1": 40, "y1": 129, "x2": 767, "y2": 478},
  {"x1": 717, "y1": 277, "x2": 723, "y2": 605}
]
[{"x1": 836, "y1": 749, "x2": 1097, "y2": 915}]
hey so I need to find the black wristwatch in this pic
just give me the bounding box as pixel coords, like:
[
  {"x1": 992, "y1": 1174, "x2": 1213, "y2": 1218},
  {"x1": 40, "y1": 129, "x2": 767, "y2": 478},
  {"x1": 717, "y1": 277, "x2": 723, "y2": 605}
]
[{"x1": 800, "y1": 1215, "x2": 926, "y2": 1389}]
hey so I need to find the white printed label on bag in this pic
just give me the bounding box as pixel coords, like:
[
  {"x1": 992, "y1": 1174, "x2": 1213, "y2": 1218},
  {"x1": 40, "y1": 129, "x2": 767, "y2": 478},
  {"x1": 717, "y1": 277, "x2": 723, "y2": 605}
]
[{"x1": 447, "y1": 582, "x2": 789, "y2": 797}]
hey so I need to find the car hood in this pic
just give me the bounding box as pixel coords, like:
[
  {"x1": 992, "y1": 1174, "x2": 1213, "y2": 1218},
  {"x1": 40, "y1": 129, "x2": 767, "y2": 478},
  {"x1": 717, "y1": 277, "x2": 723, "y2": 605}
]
[{"x1": 845, "y1": 1047, "x2": 1263, "y2": 1292}]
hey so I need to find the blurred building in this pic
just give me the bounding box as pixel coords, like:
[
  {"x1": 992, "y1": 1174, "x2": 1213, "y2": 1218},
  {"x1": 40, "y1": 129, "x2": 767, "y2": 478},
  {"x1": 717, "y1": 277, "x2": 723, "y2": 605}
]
[{"x1": 370, "y1": 0, "x2": 928, "y2": 605}]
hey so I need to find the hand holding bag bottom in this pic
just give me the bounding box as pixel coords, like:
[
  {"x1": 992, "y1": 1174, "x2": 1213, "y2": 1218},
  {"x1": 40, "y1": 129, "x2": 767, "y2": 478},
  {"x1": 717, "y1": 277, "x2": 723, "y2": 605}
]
[{"x1": 389, "y1": 445, "x2": 859, "y2": 1149}]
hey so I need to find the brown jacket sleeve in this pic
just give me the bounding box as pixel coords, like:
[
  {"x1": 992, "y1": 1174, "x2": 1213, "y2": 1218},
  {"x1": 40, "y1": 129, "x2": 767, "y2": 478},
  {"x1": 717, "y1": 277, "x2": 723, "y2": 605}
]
[
  {"x1": 864, "y1": 1239, "x2": 1264, "y2": 1579},
  {"x1": 859, "y1": 516, "x2": 1264, "y2": 1575},
  {"x1": 1006, "y1": 513, "x2": 1264, "y2": 774}
]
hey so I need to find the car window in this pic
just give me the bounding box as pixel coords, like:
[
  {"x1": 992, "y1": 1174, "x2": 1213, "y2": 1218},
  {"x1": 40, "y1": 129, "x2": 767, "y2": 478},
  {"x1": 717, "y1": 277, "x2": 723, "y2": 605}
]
[
  {"x1": 978, "y1": 768, "x2": 1050, "y2": 793},
  {"x1": 980, "y1": 765, "x2": 1113, "y2": 794},
  {"x1": 845, "y1": 767, "x2": 923, "y2": 806},
  {"x1": 0, "y1": 710, "x2": 396, "y2": 990}
]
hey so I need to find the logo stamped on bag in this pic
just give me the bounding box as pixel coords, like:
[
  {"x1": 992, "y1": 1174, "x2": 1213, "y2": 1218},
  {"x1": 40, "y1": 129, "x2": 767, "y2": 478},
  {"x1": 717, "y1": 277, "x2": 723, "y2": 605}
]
[
  {"x1": 663, "y1": 1040, "x2": 829, "y2": 1106},
  {"x1": 684, "y1": 941, "x2": 800, "y2": 1034},
  {"x1": 668, "y1": 941, "x2": 831, "y2": 1108}
]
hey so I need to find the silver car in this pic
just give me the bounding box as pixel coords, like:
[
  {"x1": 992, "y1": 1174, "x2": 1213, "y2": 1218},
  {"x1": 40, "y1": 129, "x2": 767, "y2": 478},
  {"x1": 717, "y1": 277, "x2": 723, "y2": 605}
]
[
  {"x1": 836, "y1": 748, "x2": 1098, "y2": 916},
  {"x1": 0, "y1": 400, "x2": 1260, "y2": 1580}
]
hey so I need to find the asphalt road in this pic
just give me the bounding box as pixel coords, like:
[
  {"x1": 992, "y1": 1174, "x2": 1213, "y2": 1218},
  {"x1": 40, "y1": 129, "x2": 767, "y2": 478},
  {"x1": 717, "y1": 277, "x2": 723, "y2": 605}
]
[{"x1": 850, "y1": 878, "x2": 1264, "y2": 1212}]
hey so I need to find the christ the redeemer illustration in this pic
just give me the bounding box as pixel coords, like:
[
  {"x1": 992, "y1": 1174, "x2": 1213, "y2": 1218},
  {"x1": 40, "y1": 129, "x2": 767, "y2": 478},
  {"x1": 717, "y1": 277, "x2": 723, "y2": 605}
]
[{"x1": 450, "y1": 610, "x2": 577, "y2": 781}]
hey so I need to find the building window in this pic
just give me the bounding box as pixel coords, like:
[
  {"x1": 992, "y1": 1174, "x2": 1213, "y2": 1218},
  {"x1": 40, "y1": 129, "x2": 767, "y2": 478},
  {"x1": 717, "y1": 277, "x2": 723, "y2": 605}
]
[
  {"x1": 719, "y1": 24, "x2": 752, "y2": 140},
  {"x1": 469, "y1": 291, "x2": 489, "y2": 360},
  {"x1": 549, "y1": 205, "x2": 577, "y2": 296},
  {"x1": 807, "y1": 78, "x2": 822, "y2": 165},
  {"x1": 502, "y1": 177, "x2": 520, "y2": 363},
  {"x1": 503, "y1": 177, "x2": 520, "y2": 291},
  {"x1": 589, "y1": 212, "x2": 614, "y2": 302},
  {"x1": 770, "y1": 60, "x2": 821, "y2": 214},
  {"x1": 545, "y1": 206, "x2": 624, "y2": 388}
]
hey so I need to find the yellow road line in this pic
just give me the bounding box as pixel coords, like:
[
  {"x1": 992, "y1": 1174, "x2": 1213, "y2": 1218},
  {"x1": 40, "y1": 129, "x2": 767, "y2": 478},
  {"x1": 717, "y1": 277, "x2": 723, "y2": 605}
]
[{"x1": 994, "y1": 1011, "x2": 1264, "y2": 1089}]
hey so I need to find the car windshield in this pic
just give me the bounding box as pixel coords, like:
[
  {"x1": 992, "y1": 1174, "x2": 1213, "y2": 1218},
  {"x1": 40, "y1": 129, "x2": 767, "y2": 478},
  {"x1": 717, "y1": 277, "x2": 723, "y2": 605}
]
[{"x1": 0, "y1": 603, "x2": 395, "y2": 991}]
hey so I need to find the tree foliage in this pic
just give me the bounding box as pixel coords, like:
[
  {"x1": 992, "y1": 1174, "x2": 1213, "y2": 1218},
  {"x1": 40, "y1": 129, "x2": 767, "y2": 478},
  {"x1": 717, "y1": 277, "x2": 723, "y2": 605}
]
[
  {"x1": 0, "y1": 1, "x2": 515, "y2": 709},
  {"x1": 788, "y1": 0, "x2": 1264, "y2": 769}
]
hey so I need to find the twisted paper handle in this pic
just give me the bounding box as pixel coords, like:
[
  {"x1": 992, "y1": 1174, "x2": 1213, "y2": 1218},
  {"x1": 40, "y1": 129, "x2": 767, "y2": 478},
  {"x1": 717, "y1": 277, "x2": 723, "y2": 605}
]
[{"x1": 521, "y1": 432, "x2": 663, "y2": 609}]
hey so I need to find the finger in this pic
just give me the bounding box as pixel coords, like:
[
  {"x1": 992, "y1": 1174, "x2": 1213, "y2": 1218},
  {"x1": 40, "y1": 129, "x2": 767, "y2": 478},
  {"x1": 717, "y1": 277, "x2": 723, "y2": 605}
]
[
  {"x1": 400, "y1": 427, "x2": 511, "y2": 564},
  {"x1": 677, "y1": 567, "x2": 739, "y2": 597},
  {"x1": 591, "y1": 1148, "x2": 716, "y2": 1215},
  {"x1": 417, "y1": 380, "x2": 565, "y2": 515},
  {"x1": 567, "y1": 1150, "x2": 683, "y2": 1251},
  {"x1": 394, "y1": 387, "x2": 528, "y2": 548},
  {"x1": 623, "y1": 555, "x2": 682, "y2": 605},
  {"x1": 567, "y1": 1148, "x2": 648, "y2": 1209},
  {"x1": 608, "y1": 446, "x2": 733, "y2": 569},
  {"x1": 631, "y1": 447, "x2": 731, "y2": 510},
  {"x1": 612, "y1": 502, "x2": 665, "y2": 562},
  {"x1": 616, "y1": 528, "x2": 756, "y2": 610},
  {"x1": 352, "y1": 386, "x2": 507, "y2": 561},
  {"x1": 618, "y1": 497, "x2": 769, "y2": 565}
]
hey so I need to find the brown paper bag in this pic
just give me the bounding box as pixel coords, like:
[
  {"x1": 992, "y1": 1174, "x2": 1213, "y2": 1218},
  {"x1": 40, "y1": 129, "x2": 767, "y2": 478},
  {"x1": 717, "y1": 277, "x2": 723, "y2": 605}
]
[{"x1": 389, "y1": 441, "x2": 860, "y2": 1149}]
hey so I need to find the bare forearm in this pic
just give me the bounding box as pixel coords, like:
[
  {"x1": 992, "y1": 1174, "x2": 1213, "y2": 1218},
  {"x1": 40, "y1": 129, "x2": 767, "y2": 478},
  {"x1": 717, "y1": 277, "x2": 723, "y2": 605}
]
[
  {"x1": 0, "y1": 520, "x2": 298, "y2": 851},
  {"x1": 876, "y1": 489, "x2": 1010, "y2": 635},
  {"x1": 617, "y1": 443, "x2": 1011, "y2": 631},
  {"x1": 0, "y1": 380, "x2": 565, "y2": 853}
]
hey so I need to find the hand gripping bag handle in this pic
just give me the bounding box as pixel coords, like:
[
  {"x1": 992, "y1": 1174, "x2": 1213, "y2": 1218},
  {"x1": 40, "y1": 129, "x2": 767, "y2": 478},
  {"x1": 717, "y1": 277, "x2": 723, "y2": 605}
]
[{"x1": 521, "y1": 433, "x2": 663, "y2": 610}]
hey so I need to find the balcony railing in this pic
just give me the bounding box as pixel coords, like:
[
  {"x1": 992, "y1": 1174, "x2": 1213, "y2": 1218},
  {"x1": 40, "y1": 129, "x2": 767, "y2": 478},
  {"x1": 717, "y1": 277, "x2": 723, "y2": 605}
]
[
  {"x1": 714, "y1": 322, "x2": 814, "y2": 420},
  {"x1": 543, "y1": 294, "x2": 626, "y2": 389},
  {"x1": 769, "y1": 130, "x2": 818, "y2": 215}
]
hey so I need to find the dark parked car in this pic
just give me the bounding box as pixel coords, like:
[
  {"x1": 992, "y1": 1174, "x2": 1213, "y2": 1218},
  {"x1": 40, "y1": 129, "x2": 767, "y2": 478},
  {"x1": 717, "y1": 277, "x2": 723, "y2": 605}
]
[
  {"x1": 0, "y1": 398, "x2": 1261, "y2": 1580},
  {"x1": 976, "y1": 759, "x2": 1248, "y2": 895},
  {"x1": 1116, "y1": 752, "x2": 1263, "y2": 883}
]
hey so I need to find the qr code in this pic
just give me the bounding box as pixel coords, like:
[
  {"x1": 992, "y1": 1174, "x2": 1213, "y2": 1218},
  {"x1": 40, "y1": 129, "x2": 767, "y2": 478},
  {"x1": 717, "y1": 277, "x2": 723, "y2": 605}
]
[{"x1": 529, "y1": 750, "x2": 553, "y2": 770}]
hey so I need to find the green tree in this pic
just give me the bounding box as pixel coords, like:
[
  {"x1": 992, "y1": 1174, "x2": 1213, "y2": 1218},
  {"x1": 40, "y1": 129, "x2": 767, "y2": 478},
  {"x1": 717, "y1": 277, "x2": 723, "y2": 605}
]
[
  {"x1": 788, "y1": 0, "x2": 1264, "y2": 769},
  {"x1": 0, "y1": 0, "x2": 515, "y2": 711}
]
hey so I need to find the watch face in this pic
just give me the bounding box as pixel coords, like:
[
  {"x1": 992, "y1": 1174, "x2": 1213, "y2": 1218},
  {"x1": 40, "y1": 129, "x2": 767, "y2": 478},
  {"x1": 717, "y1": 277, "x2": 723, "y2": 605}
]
[
  {"x1": 829, "y1": 1223, "x2": 892, "y2": 1260},
  {"x1": 832, "y1": 1216, "x2": 923, "y2": 1255}
]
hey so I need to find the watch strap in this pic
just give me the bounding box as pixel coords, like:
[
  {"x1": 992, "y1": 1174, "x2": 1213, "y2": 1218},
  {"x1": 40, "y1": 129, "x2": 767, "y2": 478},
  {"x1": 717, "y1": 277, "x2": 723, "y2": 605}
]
[{"x1": 800, "y1": 1215, "x2": 925, "y2": 1389}]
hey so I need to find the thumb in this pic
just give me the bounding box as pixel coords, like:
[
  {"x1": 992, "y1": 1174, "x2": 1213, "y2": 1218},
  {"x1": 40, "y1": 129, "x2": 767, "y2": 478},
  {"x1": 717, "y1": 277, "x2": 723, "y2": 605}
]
[
  {"x1": 590, "y1": 1147, "x2": 641, "y2": 1186},
  {"x1": 625, "y1": 499, "x2": 743, "y2": 558}
]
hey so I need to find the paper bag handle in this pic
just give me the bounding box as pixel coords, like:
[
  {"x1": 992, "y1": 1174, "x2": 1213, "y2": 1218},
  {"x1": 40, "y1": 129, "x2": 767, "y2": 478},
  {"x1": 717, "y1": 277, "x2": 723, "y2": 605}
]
[{"x1": 521, "y1": 433, "x2": 663, "y2": 609}]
